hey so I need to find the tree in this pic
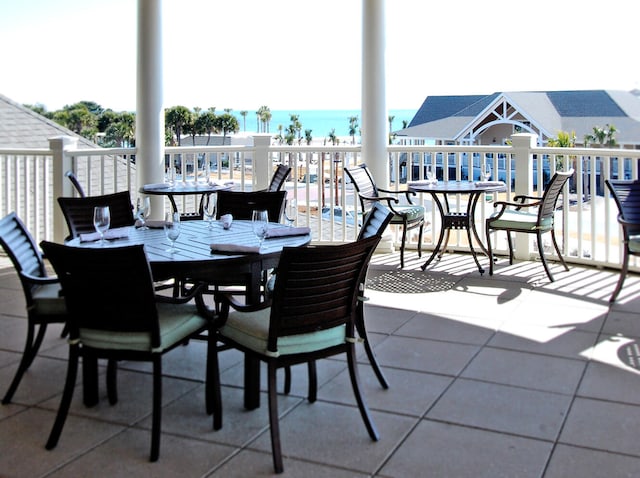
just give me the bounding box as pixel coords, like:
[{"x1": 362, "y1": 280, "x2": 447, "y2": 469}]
[
  {"x1": 257, "y1": 105, "x2": 271, "y2": 133},
  {"x1": 388, "y1": 115, "x2": 396, "y2": 144},
  {"x1": 304, "y1": 129, "x2": 313, "y2": 145},
  {"x1": 104, "y1": 112, "x2": 135, "y2": 147},
  {"x1": 348, "y1": 116, "x2": 359, "y2": 144},
  {"x1": 239, "y1": 110, "x2": 248, "y2": 132},
  {"x1": 52, "y1": 103, "x2": 97, "y2": 139},
  {"x1": 164, "y1": 105, "x2": 191, "y2": 146},
  {"x1": 584, "y1": 124, "x2": 618, "y2": 147},
  {"x1": 199, "y1": 108, "x2": 218, "y2": 145},
  {"x1": 327, "y1": 128, "x2": 338, "y2": 145},
  {"x1": 216, "y1": 112, "x2": 239, "y2": 145}
]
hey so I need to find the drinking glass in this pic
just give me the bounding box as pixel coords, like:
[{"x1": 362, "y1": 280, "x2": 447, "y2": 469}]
[
  {"x1": 251, "y1": 209, "x2": 269, "y2": 247},
  {"x1": 426, "y1": 164, "x2": 436, "y2": 183},
  {"x1": 93, "y1": 206, "x2": 111, "y2": 246},
  {"x1": 135, "y1": 196, "x2": 151, "y2": 229},
  {"x1": 285, "y1": 198, "x2": 297, "y2": 227},
  {"x1": 164, "y1": 211, "x2": 181, "y2": 253},
  {"x1": 481, "y1": 164, "x2": 492, "y2": 181},
  {"x1": 202, "y1": 193, "x2": 216, "y2": 230}
]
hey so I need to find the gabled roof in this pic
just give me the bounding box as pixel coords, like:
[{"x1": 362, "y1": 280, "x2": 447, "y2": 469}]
[
  {"x1": 0, "y1": 94, "x2": 97, "y2": 149},
  {"x1": 398, "y1": 90, "x2": 640, "y2": 146}
]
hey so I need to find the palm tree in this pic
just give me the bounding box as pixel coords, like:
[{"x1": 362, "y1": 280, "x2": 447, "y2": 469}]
[
  {"x1": 216, "y1": 112, "x2": 239, "y2": 145},
  {"x1": 199, "y1": 108, "x2": 218, "y2": 145},
  {"x1": 240, "y1": 110, "x2": 248, "y2": 132},
  {"x1": 165, "y1": 105, "x2": 191, "y2": 146},
  {"x1": 388, "y1": 115, "x2": 395, "y2": 144},
  {"x1": 348, "y1": 116, "x2": 359, "y2": 144}
]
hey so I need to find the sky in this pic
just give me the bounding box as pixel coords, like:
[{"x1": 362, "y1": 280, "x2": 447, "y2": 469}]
[{"x1": 1, "y1": 0, "x2": 639, "y2": 113}]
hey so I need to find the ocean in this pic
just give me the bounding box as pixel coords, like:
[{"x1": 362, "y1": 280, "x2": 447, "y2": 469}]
[{"x1": 237, "y1": 109, "x2": 416, "y2": 139}]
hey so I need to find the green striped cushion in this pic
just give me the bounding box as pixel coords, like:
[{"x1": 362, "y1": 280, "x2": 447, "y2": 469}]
[{"x1": 489, "y1": 210, "x2": 552, "y2": 231}]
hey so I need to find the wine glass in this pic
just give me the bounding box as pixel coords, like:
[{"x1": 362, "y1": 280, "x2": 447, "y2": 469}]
[
  {"x1": 481, "y1": 164, "x2": 492, "y2": 181},
  {"x1": 251, "y1": 209, "x2": 269, "y2": 248},
  {"x1": 202, "y1": 193, "x2": 216, "y2": 230},
  {"x1": 426, "y1": 164, "x2": 436, "y2": 183},
  {"x1": 135, "y1": 196, "x2": 151, "y2": 229},
  {"x1": 285, "y1": 198, "x2": 297, "y2": 227},
  {"x1": 164, "y1": 211, "x2": 181, "y2": 253},
  {"x1": 93, "y1": 206, "x2": 111, "y2": 246}
]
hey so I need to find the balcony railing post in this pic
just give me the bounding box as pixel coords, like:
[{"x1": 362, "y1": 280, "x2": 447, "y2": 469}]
[
  {"x1": 510, "y1": 133, "x2": 536, "y2": 260},
  {"x1": 252, "y1": 135, "x2": 272, "y2": 191},
  {"x1": 49, "y1": 135, "x2": 78, "y2": 242}
]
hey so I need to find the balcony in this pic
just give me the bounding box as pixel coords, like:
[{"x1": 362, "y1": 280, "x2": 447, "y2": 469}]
[{"x1": 1, "y1": 247, "x2": 639, "y2": 475}]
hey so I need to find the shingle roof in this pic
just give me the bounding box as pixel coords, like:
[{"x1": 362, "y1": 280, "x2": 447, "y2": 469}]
[{"x1": 0, "y1": 94, "x2": 97, "y2": 149}]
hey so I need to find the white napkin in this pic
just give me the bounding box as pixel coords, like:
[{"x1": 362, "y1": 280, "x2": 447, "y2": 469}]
[
  {"x1": 211, "y1": 180, "x2": 235, "y2": 187},
  {"x1": 210, "y1": 243, "x2": 260, "y2": 254},
  {"x1": 474, "y1": 180, "x2": 504, "y2": 187},
  {"x1": 79, "y1": 227, "x2": 130, "y2": 242},
  {"x1": 136, "y1": 219, "x2": 166, "y2": 229},
  {"x1": 408, "y1": 180, "x2": 436, "y2": 186},
  {"x1": 265, "y1": 226, "x2": 311, "y2": 238},
  {"x1": 144, "y1": 183, "x2": 170, "y2": 190},
  {"x1": 221, "y1": 214, "x2": 233, "y2": 229}
]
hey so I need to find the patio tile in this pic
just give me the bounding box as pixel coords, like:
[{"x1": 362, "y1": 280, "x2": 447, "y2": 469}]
[{"x1": 545, "y1": 444, "x2": 640, "y2": 478}]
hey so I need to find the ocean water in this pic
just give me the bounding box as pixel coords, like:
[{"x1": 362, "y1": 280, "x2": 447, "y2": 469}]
[{"x1": 238, "y1": 109, "x2": 416, "y2": 139}]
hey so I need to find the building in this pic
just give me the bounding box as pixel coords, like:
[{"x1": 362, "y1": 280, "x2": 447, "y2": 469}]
[{"x1": 396, "y1": 90, "x2": 640, "y2": 148}]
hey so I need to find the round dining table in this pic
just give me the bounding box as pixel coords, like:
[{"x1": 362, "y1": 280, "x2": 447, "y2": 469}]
[
  {"x1": 409, "y1": 180, "x2": 506, "y2": 274},
  {"x1": 140, "y1": 181, "x2": 234, "y2": 220},
  {"x1": 66, "y1": 218, "x2": 311, "y2": 410}
]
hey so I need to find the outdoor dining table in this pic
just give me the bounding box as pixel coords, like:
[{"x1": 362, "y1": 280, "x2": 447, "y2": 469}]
[
  {"x1": 66, "y1": 219, "x2": 312, "y2": 410},
  {"x1": 140, "y1": 181, "x2": 234, "y2": 220},
  {"x1": 409, "y1": 179, "x2": 506, "y2": 274}
]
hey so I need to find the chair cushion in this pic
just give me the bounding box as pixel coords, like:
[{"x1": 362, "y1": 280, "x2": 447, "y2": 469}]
[
  {"x1": 488, "y1": 210, "x2": 553, "y2": 231},
  {"x1": 78, "y1": 302, "x2": 207, "y2": 352},
  {"x1": 630, "y1": 235, "x2": 640, "y2": 254},
  {"x1": 220, "y1": 307, "x2": 346, "y2": 357},
  {"x1": 390, "y1": 205, "x2": 424, "y2": 223},
  {"x1": 32, "y1": 283, "x2": 67, "y2": 315}
]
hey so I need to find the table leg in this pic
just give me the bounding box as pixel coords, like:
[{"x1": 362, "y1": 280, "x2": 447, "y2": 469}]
[
  {"x1": 421, "y1": 193, "x2": 447, "y2": 270},
  {"x1": 466, "y1": 193, "x2": 485, "y2": 274}
]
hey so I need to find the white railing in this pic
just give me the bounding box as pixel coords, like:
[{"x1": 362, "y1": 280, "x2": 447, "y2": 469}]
[{"x1": 1, "y1": 134, "x2": 638, "y2": 275}]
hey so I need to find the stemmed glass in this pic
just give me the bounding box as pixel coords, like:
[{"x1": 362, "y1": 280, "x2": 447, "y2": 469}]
[
  {"x1": 135, "y1": 196, "x2": 151, "y2": 229},
  {"x1": 164, "y1": 211, "x2": 181, "y2": 253},
  {"x1": 426, "y1": 164, "x2": 436, "y2": 183},
  {"x1": 251, "y1": 209, "x2": 269, "y2": 248},
  {"x1": 285, "y1": 198, "x2": 297, "y2": 227},
  {"x1": 202, "y1": 193, "x2": 216, "y2": 230},
  {"x1": 93, "y1": 206, "x2": 111, "y2": 246},
  {"x1": 481, "y1": 164, "x2": 492, "y2": 182}
]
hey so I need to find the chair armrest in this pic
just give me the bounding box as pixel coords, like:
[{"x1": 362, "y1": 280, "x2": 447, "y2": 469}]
[
  {"x1": 359, "y1": 193, "x2": 399, "y2": 206},
  {"x1": 377, "y1": 187, "x2": 417, "y2": 204},
  {"x1": 217, "y1": 291, "x2": 272, "y2": 313},
  {"x1": 617, "y1": 215, "x2": 640, "y2": 230},
  {"x1": 19, "y1": 271, "x2": 59, "y2": 286}
]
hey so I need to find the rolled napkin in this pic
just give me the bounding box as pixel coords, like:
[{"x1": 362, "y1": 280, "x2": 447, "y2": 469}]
[
  {"x1": 474, "y1": 180, "x2": 505, "y2": 187},
  {"x1": 221, "y1": 214, "x2": 233, "y2": 229},
  {"x1": 210, "y1": 243, "x2": 260, "y2": 254},
  {"x1": 211, "y1": 180, "x2": 235, "y2": 187},
  {"x1": 136, "y1": 219, "x2": 166, "y2": 229},
  {"x1": 265, "y1": 226, "x2": 311, "y2": 238},
  {"x1": 408, "y1": 180, "x2": 437, "y2": 186},
  {"x1": 79, "y1": 227, "x2": 130, "y2": 242},
  {"x1": 144, "y1": 182, "x2": 170, "y2": 190}
]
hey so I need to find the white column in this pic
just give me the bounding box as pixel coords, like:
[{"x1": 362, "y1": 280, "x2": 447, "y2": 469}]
[
  {"x1": 511, "y1": 133, "x2": 536, "y2": 259},
  {"x1": 136, "y1": 0, "x2": 165, "y2": 217},
  {"x1": 361, "y1": 0, "x2": 388, "y2": 187}
]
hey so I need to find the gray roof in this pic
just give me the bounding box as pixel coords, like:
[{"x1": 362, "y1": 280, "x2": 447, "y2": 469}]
[
  {"x1": 0, "y1": 94, "x2": 97, "y2": 149},
  {"x1": 398, "y1": 90, "x2": 640, "y2": 145}
]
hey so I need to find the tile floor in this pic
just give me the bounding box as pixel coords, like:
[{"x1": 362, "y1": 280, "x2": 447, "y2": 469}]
[{"x1": 1, "y1": 250, "x2": 640, "y2": 477}]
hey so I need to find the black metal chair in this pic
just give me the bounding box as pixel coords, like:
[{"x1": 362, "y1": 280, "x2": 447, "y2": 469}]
[
  {"x1": 485, "y1": 170, "x2": 574, "y2": 282},
  {"x1": 264, "y1": 164, "x2": 291, "y2": 192},
  {"x1": 211, "y1": 235, "x2": 381, "y2": 473},
  {"x1": 64, "y1": 170, "x2": 86, "y2": 197},
  {"x1": 345, "y1": 163, "x2": 425, "y2": 268},
  {"x1": 215, "y1": 189, "x2": 286, "y2": 223},
  {"x1": 39, "y1": 241, "x2": 213, "y2": 462},
  {"x1": 57, "y1": 191, "x2": 135, "y2": 239},
  {"x1": 605, "y1": 179, "x2": 640, "y2": 302},
  {"x1": 0, "y1": 213, "x2": 67, "y2": 404}
]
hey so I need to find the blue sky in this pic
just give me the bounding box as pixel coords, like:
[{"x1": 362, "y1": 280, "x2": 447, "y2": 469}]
[{"x1": 1, "y1": 0, "x2": 638, "y2": 112}]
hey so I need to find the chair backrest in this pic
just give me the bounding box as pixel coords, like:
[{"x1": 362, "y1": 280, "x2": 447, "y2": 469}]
[
  {"x1": 216, "y1": 190, "x2": 286, "y2": 223},
  {"x1": 267, "y1": 164, "x2": 292, "y2": 192},
  {"x1": 0, "y1": 212, "x2": 48, "y2": 296},
  {"x1": 267, "y1": 235, "x2": 379, "y2": 350},
  {"x1": 65, "y1": 170, "x2": 86, "y2": 197},
  {"x1": 40, "y1": 242, "x2": 161, "y2": 346},
  {"x1": 357, "y1": 202, "x2": 394, "y2": 240},
  {"x1": 57, "y1": 191, "x2": 135, "y2": 239},
  {"x1": 344, "y1": 163, "x2": 379, "y2": 212},
  {"x1": 537, "y1": 170, "x2": 574, "y2": 223},
  {"x1": 605, "y1": 179, "x2": 640, "y2": 236}
]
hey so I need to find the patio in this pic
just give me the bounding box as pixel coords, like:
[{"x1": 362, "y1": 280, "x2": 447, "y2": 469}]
[{"x1": 1, "y1": 250, "x2": 640, "y2": 477}]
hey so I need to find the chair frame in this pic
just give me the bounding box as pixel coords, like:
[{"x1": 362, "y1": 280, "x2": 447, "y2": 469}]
[
  {"x1": 57, "y1": 190, "x2": 135, "y2": 239},
  {"x1": 211, "y1": 236, "x2": 381, "y2": 473},
  {"x1": 215, "y1": 189, "x2": 286, "y2": 223},
  {"x1": 64, "y1": 170, "x2": 86, "y2": 197},
  {"x1": 0, "y1": 213, "x2": 67, "y2": 404},
  {"x1": 264, "y1": 164, "x2": 291, "y2": 192},
  {"x1": 486, "y1": 170, "x2": 574, "y2": 282},
  {"x1": 39, "y1": 241, "x2": 213, "y2": 462},
  {"x1": 345, "y1": 163, "x2": 425, "y2": 268},
  {"x1": 605, "y1": 179, "x2": 640, "y2": 302}
]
